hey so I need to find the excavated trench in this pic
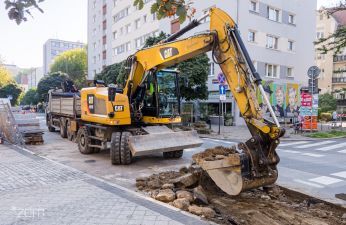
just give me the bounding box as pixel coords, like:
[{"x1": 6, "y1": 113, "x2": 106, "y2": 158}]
[{"x1": 136, "y1": 146, "x2": 346, "y2": 225}]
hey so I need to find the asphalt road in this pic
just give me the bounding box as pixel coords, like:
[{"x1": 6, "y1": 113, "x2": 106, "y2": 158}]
[{"x1": 29, "y1": 114, "x2": 346, "y2": 207}]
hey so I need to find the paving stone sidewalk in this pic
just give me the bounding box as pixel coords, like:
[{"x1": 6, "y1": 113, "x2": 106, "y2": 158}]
[{"x1": 0, "y1": 144, "x2": 209, "y2": 225}]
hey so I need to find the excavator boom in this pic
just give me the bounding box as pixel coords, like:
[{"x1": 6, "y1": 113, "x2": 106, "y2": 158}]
[{"x1": 124, "y1": 7, "x2": 285, "y2": 195}]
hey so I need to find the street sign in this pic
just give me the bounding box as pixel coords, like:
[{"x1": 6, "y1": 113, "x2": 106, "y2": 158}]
[
  {"x1": 217, "y1": 73, "x2": 226, "y2": 84},
  {"x1": 219, "y1": 85, "x2": 226, "y2": 101},
  {"x1": 307, "y1": 66, "x2": 321, "y2": 79}
]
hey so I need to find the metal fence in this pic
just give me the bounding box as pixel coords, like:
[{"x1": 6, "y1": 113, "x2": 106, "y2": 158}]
[{"x1": 0, "y1": 102, "x2": 23, "y2": 145}]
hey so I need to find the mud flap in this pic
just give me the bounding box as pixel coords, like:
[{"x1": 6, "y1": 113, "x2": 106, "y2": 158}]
[{"x1": 128, "y1": 126, "x2": 203, "y2": 157}]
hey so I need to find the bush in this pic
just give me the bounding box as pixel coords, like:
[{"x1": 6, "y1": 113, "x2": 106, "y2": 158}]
[{"x1": 320, "y1": 112, "x2": 332, "y2": 122}]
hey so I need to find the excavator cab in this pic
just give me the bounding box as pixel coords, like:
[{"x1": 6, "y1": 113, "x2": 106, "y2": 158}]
[{"x1": 142, "y1": 69, "x2": 180, "y2": 119}]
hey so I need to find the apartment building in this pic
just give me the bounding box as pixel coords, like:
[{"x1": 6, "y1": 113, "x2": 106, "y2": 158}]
[
  {"x1": 43, "y1": 39, "x2": 85, "y2": 75},
  {"x1": 88, "y1": 0, "x2": 316, "y2": 125},
  {"x1": 316, "y1": 8, "x2": 346, "y2": 95}
]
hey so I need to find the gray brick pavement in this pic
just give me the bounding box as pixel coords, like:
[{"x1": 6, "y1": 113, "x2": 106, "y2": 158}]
[{"x1": 0, "y1": 145, "x2": 208, "y2": 225}]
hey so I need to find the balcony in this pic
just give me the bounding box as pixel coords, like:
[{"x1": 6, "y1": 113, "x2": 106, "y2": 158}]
[{"x1": 333, "y1": 55, "x2": 346, "y2": 62}]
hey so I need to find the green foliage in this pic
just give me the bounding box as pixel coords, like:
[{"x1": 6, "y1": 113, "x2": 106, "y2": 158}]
[
  {"x1": 50, "y1": 48, "x2": 87, "y2": 88},
  {"x1": 0, "y1": 81, "x2": 23, "y2": 105},
  {"x1": 37, "y1": 71, "x2": 69, "y2": 101},
  {"x1": 0, "y1": 66, "x2": 14, "y2": 87},
  {"x1": 319, "y1": 93, "x2": 337, "y2": 113},
  {"x1": 20, "y1": 88, "x2": 40, "y2": 105},
  {"x1": 5, "y1": 0, "x2": 45, "y2": 24},
  {"x1": 144, "y1": 32, "x2": 209, "y2": 101},
  {"x1": 95, "y1": 61, "x2": 127, "y2": 87},
  {"x1": 134, "y1": 0, "x2": 195, "y2": 23},
  {"x1": 306, "y1": 130, "x2": 346, "y2": 138}
]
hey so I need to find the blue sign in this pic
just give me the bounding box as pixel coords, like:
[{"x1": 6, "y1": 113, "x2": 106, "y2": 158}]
[
  {"x1": 219, "y1": 85, "x2": 226, "y2": 95},
  {"x1": 217, "y1": 73, "x2": 226, "y2": 84}
]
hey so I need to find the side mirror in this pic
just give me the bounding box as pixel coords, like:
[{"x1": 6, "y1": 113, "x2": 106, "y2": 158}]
[{"x1": 108, "y1": 87, "x2": 117, "y2": 102}]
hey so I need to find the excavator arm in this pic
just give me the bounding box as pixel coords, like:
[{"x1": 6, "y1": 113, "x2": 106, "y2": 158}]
[{"x1": 125, "y1": 7, "x2": 285, "y2": 195}]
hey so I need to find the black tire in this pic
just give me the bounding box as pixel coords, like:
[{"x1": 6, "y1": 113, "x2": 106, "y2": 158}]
[
  {"x1": 47, "y1": 115, "x2": 55, "y2": 132},
  {"x1": 66, "y1": 120, "x2": 75, "y2": 141},
  {"x1": 48, "y1": 125, "x2": 55, "y2": 132},
  {"x1": 119, "y1": 132, "x2": 132, "y2": 165},
  {"x1": 110, "y1": 132, "x2": 121, "y2": 165},
  {"x1": 77, "y1": 127, "x2": 94, "y2": 154},
  {"x1": 163, "y1": 150, "x2": 184, "y2": 159},
  {"x1": 60, "y1": 119, "x2": 67, "y2": 138}
]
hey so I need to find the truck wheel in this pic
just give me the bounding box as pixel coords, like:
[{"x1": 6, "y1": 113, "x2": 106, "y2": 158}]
[
  {"x1": 119, "y1": 132, "x2": 132, "y2": 165},
  {"x1": 163, "y1": 150, "x2": 184, "y2": 159},
  {"x1": 47, "y1": 116, "x2": 55, "y2": 132},
  {"x1": 77, "y1": 127, "x2": 93, "y2": 154},
  {"x1": 110, "y1": 132, "x2": 121, "y2": 165},
  {"x1": 48, "y1": 125, "x2": 55, "y2": 132},
  {"x1": 60, "y1": 119, "x2": 67, "y2": 138}
]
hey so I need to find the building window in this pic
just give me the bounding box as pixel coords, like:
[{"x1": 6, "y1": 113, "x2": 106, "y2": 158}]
[
  {"x1": 125, "y1": 42, "x2": 131, "y2": 52},
  {"x1": 265, "y1": 64, "x2": 279, "y2": 78},
  {"x1": 113, "y1": 0, "x2": 117, "y2": 7},
  {"x1": 102, "y1": 36, "x2": 107, "y2": 45},
  {"x1": 125, "y1": 24, "x2": 131, "y2": 34},
  {"x1": 268, "y1": 7, "x2": 280, "y2": 22},
  {"x1": 288, "y1": 14, "x2": 295, "y2": 24},
  {"x1": 135, "y1": 18, "x2": 141, "y2": 29},
  {"x1": 250, "y1": 1, "x2": 258, "y2": 12},
  {"x1": 93, "y1": 42, "x2": 96, "y2": 49},
  {"x1": 287, "y1": 67, "x2": 293, "y2": 77},
  {"x1": 103, "y1": 4, "x2": 107, "y2": 15},
  {"x1": 102, "y1": 50, "x2": 106, "y2": 60},
  {"x1": 288, "y1": 40, "x2": 294, "y2": 51},
  {"x1": 103, "y1": 20, "x2": 107, "y2": 30},
  {"x1": 93, "y1": 1, "x2": 96, "y2": 9},
  {"x1": 171, "y1": 19, "x2": 180, "y2": 34},
  {"x1": 93, "y1": 56, "x2": 96, "y2": 64},
  {"x1": 316, "y1": 32, "x2": 324, "y2": 39},
  {"x1": 114, "y1": 7, "x2": 129, "y2": 23},
  {"x1": 93, "y1": 15, "x2": 96, "y2": 23},
  {"x1": 143, "y1": 15, "x2": 147, "y2": 23},
  {"x1": 113, "y1": 31, "x2": 118, "y2": 40},
  {"x1": 120, "y1": 27, "x2": 123, "y2": 35},
  {"x1": 248, "y1": 31, "x2": 256, "y2": 42},
  {"x1": 209, "y1": 63, "x2": 215, "y2": 76},
  {"x1": 152, "y1": 13, "x2": 157, "y2": 21},
  {"x1": 266, "y1": 35, "x2": 278, "y2": 49}
]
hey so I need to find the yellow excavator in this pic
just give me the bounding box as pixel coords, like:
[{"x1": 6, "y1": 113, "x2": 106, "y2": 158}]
[{"x1": 48, "y1": 7, "x2": 284, "y2": 196}]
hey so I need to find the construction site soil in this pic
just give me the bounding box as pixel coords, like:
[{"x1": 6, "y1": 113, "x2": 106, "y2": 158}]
[{"x1": 136, "y1": 146, "x2": 346, "y2": 225}]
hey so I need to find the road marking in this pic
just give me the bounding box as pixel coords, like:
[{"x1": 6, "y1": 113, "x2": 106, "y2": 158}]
[
  {"x1": 301, "y1": 153, "x2": 325, "y2": 158},
  {"x1": 316, "y1": 142, "x2": 346, "y2": 151},
  {"x1": 331, "y1": 171, "x2": 346, "y2": 179},
  {"x1": 309, "y1": 176, "x2": 343, "y2": 185},
  {"x1": 295, "y1": 141, "x2": 336, "y2": 149},
  {"x1": 293, "y1": 179, "x2": 324, "y2": 188},
  {"x1": 202, "y1": 138, "x2": 236, "y2": 145},
  {"x1": 279, "y1": 141, "x2": 310, "y2": 147},
  {"x1": 338, "y1": 150, "x2": 346, "y2": 153},
  {"x1": 279, "y1": 149, "x2": 301, "y2": 154}
]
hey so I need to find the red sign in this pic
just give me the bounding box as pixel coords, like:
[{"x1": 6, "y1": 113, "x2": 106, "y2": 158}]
[{"x1": 301, "y1": 93, "x2": 312, "y2": 107}]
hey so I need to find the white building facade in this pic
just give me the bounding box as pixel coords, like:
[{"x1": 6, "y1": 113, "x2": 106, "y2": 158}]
[
  {"x1": 88, "y1": 0, "x2": 316, "y2": 125},
  {"x1": 43, "y1": 39, "x2": 85, "y2": 75}
]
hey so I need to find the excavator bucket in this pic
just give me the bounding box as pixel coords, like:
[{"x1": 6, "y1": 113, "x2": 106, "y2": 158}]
[
  {"x1": 128, "y1": 126, "x2": 203, "y2": 157},
  {"x1": 193, "y1": 146, "x2": 278, "y2": 196}
]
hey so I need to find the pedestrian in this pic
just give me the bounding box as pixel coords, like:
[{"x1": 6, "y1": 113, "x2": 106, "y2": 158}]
[{"x1": 332, "y1": 111, "x2": 337, "y2": 127}]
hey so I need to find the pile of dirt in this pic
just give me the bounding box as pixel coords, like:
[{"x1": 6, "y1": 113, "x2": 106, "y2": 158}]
[
  {"x1": 136, "y1": 148, "x2": 346, "y2": 225},
  {"x1": 192, "y1": 146, "x2": 238, "y2": 163}
]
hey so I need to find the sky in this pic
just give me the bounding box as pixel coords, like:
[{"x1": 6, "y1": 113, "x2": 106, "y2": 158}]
[
  {"x1": 0, "y1": 0, "x2": 87, "y2": 68},
  {"x1": 0, "y1": 0, "x2": 342, "y2": 69}
]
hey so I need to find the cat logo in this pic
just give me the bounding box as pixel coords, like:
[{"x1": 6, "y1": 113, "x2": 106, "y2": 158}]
[
  {"x1": 114, "y1": 105, "x2": 124, "y2": 112},
  {"x1": 160, "y1": 47, "x2": 179, "y2": 60}
]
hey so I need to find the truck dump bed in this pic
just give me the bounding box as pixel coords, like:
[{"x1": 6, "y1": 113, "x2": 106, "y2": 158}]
[{"x1": 48, "y1": 91, "x2": 81, "y2": 118}]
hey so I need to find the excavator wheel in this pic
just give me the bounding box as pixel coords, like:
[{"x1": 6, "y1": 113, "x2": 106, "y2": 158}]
[
  {"x1": 119, "y1": 132, "x2": 132, "y2": 165},
  {"x1": 77, "y1": 127, "x2": 94, "y2": 154},
  {"x1": 163, "y1": 150, "x2": 183, "y2": 159},
  {"x1": 110, "y1": 132, "x2": 121, "y2": 165}
]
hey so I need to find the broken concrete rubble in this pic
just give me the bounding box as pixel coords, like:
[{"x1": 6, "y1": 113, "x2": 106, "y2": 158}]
[{"x1": 155, "y1": 189, "x2": 176, "y2": 202}]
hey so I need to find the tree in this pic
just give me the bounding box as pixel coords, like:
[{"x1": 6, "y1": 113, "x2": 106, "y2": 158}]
[
  {"x1": 20, "y1": 88, "x2": 39, "y2": 105},
  {"x1": 134, "y1": 0, "x2": 195, "y2": 23},
  {"x1": 144, "y1": 32, "x2": 209, "y2": 101},
  {"x1": 0, "y1": 81, "x2": 23, "y2": 105},
  {"x1": 319, "y1": 93, "x2": 337, "y2": 113},
  {"x1": 95, "y1": 61, "x2": 127, "y2": 86},
  {"x1": 0, "y1": 66, "x2": 14, "y2": 87},
  {"x1": 315, "y1": 2, "x2": 346, "y2": 54},
  {"x1": 37, "y1": 71, "x2": 68, "y2": 101},
  {"x1": 5, "y1": 0, "x2": 44, "y2": 24},
  {"x1": 50, "y1": 48, "x2": 87, "y2": 88}
]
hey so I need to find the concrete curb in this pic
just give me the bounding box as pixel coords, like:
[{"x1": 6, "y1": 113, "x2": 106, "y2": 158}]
[{"x1": 10, "y1": 143, "x2": 213, "y2": 225}]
